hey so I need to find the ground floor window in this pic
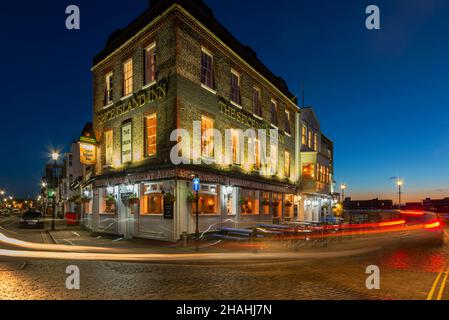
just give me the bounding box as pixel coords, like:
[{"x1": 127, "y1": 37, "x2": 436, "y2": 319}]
[
  {"x1": 141, "y1": 183, "x2": 163, "y2": 215},
  {"x1": 272, "y1": 193, "x2": 282, "y2": 218},
  {"x1": 261, "y1": 192, "x2": 270, "y2": 215},
  {"x1": 192, "y1": 184, "x2": 219, "y2": 214},
  {"x1": 240, "y1": 189, "x2": 259, "y2": 215},
  {"x1": 100, "y1": 188, "x2": 116, "y2": 214},
  {"x1": 284, "y1": 194, "x2": 294, "y2": 218}
]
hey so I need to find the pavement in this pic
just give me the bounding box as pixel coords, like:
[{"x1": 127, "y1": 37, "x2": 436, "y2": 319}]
[{"x1": 1, "y1": 215, "x2": 449, "y2": 300}]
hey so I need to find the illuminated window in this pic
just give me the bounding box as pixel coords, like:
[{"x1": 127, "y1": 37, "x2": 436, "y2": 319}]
[
  {"x1": 201, "y1": 116, "x2": 214, "y2": 158},
  {"x1": 253, "y1": 87, "x2": 262, "y2": 117},
  {"x1": 104, "y1": 72, "x2": 113, "y2": 106},
  {"x1": 104, "y1": 130, "x2": 113, "y2": 166},
  {"x1": 123, "y1": 58, "x2": 133, "y2": 96},
  {"x1": 101, "y1": 189, "x2": 116, "y2": 214},
  {"x1": 285, "y1": 109, "x2": 291, "y2": 135},
  {"x1": 302, "y1": 163, "x2": 314, "y2": 180},
  {"x1": 270, "y1": 144, "x2": 278, "y2": 174},
  {"x1": 145, "y1": 114, "x2": 157, "y2": 157},
  {"x1": 141, "y1": 183, "x2": 163, "y2": 215},
  {"x1": 230, "y1": 70, "x2": 241, "y2": 105},
  {"x1": 195, "y1": 184, "x2": 218, "y2": 214},
  {"x1": 314, "y1": 133, "x2": 318, "y2": 151},
  {"x1": 284, "y1": 151, "x2": 291, "y2": 178},
  {"x1": 254, "y1": 138, "x2": 260, "y2": 170},
  {"x1": 308, "y1": 129, "x2": 313, "y2": 149},
  {"x1": 240, "y1": 189, "x2": 259, "y2": 215},
  {"x1": 270, "y1": 99, "x2": 278, "y2": 126},
  {"x1": 301, "y1": 124, "x2": 307, "y2": 146},
  {"x1": 144, "y1": 43, "x2": 156, "y2": 85},
  {"x1": 231, "y1": 129, "x2": 240, "y2": 164},
  {"x1": 201, "y1": 49, "x2": 214, "y2": 89}
]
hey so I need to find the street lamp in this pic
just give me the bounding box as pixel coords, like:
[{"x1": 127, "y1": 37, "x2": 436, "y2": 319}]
[
  {"x1": 396, "y1": 178, "x2": 404, "y2": 209},
  {"x1": 340, "y1": 184, "x2": 347, "y2": 202},
  {"x1": 51, "y1": 151, "x2": 60, "y2": 231}
]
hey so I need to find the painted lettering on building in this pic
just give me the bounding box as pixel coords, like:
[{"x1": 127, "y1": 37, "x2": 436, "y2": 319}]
[{"x1": 97, "y1": 81, "x2": 167, "y2": 125}]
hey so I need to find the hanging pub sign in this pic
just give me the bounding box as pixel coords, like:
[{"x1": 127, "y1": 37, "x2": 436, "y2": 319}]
[
  {"x1": 121, "y1": 121, "x2": 132, "y2": 163},
  {"x1": 79, "y1": 143, "x2": 96, "y2": 165},
  {"x1": 79, "y1": 122, "x2": 97, "y2": 165}
]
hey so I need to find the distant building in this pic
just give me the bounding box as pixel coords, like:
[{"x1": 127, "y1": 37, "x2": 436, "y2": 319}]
[
  {"x1": 422, "y1": 198, "x2": 449, "y2": 214},
  {"x1": 403, "y1": 202, "x2": 423, "y2": 211},
  {"x1": 343, "y1": 197, "x2": 393, "y2": 210}
]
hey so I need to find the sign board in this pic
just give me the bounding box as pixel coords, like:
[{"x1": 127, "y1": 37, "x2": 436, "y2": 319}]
[
  {"x1": 120, "y1": 192, "x2": 134, "y2": 201},
  {"x1": 192, "y1": 177, "x2": 200, "y2": 192},
  {"x1": 163, "y1": 201, "x2": 174, "y2": 220},
  {"x1": 79, "y1": 142, "x2": 96, "y2": 165},
  {"x1": 121, "y1": 122, "x2": 132, "y2": 164},
  {"x1": 47, "y1": 189, "x2": 56, "y2": 199}
]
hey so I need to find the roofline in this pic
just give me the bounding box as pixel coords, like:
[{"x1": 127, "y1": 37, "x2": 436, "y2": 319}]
[{"x1": 91, "y1": 3, "x2": 299, "y2": 108}]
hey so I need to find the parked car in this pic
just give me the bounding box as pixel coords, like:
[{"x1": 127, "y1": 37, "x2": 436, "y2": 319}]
[
  {"x1": 11, "y1": 209, "x2": 20, "y2": 216},
  {"x1": 19, "y1": 211, "x2": 44, "y2": 229},
  {"x1": 1, "y1": 209, "x2": 10, "y2": 216}
]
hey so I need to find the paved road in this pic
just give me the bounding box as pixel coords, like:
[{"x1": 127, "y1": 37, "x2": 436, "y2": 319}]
[{"x1": 0, "y1": 215, "x2": 448, "y2": 300}]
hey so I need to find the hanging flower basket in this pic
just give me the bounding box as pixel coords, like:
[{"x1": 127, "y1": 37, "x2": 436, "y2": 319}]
[
  {"x1": 106, "y1": 194, "x2": 116, "y2": 206},
  {"x1": 187, "y1": 192, "x2": 196, "y2": 203},
  {"x1": 262, "y1": 199, "x2": 270, "y2": 206},
  {"x1": 128, "y1": 197, "x2": 140, "y2": 205},
  {"x1": 164, "y1": 192, "x2": 176, "y2": 203},
  {"x1": 272, "y1": 200, "x2": 280, "y2": 208},
  {"x1": 284, "y1": 201, "x2": 293, "y2": 208}
]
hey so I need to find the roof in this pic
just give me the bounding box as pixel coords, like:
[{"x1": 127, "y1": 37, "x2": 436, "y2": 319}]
[{"x1": 93, "y1": 0, "x2": 296, "y2": 102}]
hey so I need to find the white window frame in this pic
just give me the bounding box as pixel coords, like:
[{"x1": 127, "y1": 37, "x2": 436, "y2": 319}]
[
  {"x1": 144, "y1": 42, "x2": 157, "y2": 88},
  {"x1": 122, "y1": 58, "x2": 133, "y2": 98},
  {"x1": 200, "y1": 47, "x2": 216, "y2": 93},
  {"x1": 104, "y1": 72, "x2": 114, "y2": 108},
  {"x1": 230, "y1": 69, "x2": 241, "y2": 108}
]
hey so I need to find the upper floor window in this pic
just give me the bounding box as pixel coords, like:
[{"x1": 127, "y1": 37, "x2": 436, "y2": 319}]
[
  {"x1": 270, "y1": 144, "x2": 278, "y2": 174},
  {"x1": 144, "y1": 43, "x2": 156, "y2": 85},
  {"x1": 284, "y1": 151, "x2": 291, "y2": 178},
  {"x1": 301, "y1": 124, "x2": 307, "y2": 146},
  {"x1": 285, "y1": 109, "x2": 291, "y2": 135},
  {"x1": 253, "y1": 87, "x2": 262, "y2": 117},
  {"x1": 314, "y1": 133, "x2": 318, "y2": 151},
  {"x1": 104, "y1": 72, "x2": 113, "y2": 106},
  {"x1": 145, "y1": 113, "x2": 157, "y2": 157},
  {"x1": 270, "y1": 99, "x2": 278, "y2": 127},
  {"x1": 308, "y1": 129, "x2": 313, "y2": 149},
  {"x1": 201, "y1": 116, "x2": 214, "y2": 158},
  {"x1": 231, "y1": 129, "x2": 241, "y2": 164},
  {"x1": 201, "y1": 49, "x2": 214, "y2": 90},
  {"x1": 123, "y1": 58, "x2": 133, "y2": 96},
  {"x1": 230, "y1": 70, "x2": 241, "y2": 105},
  {"x1": 104, "y1": 130, "x2": 114, "y2": 166},
  {"x1": 302, "y1": 163, "x2": 315, "y2": 180},
  {"x1": 254, "y1": 138, "x2": 260, "y2": 170}
]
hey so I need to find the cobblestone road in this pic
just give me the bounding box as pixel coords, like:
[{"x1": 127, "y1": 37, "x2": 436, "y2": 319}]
[{"x1": 0, "y1": 216, "x2": 448, "y2": 300}]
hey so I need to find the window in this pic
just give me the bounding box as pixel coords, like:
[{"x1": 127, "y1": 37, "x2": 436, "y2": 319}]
[
  {"x1": 201, "y1": 49, "x2": 214, "y2": 89},
  {"x1": 231, "y1": 129, "x2": 240, "y2": 164},
  {"x1": 144, "y1": 43, "x2": 156, "y2": 85},
  {"x1": 284, "y1": 151, "x2": 291, "y2": 178},
  {"x1": 254, "y1": 138, "x2": 260, "y2": 170},
  {"x1": 145, "y1": 114, "x2": 157, "y2": 157},
  {"x1": 196, "y1": 184, "x2": 218, "y2": 214},
  {"x1": 270, "y1": 144, "x2": 278, "y2": 174},
  {"x1": 308, "y1": 129, "x2": 313, "y2": 149},
  {"x1": 240, "y1": 189, "x2": 259, "y2": 215},
  {"x1": 302, "y1": 164, "x2": 315, "y2": 180},
  {"x1": 101, "y1": 189, "x2": 116, "y2": 214},
  {"x1": 230, "y1": 70, "x2": 241, "y2": 105},
  {"x1": 285, "y1": 109, "x2": 291, "y2": 135},
  {"x1": 314, "y1": 133, "x2": 318, "y2": 151},
  {"x1": 141, "y1": 183, "x2": 163, "y2": 215},
  {"x1": 201, "y1": 116, "x2": 214, "y2": 158},
  {"x1": 123, "y1": 58, "x2": 133, "y2": 96},
  {"x1": 270, "y1": 99, "x2": 278, "y2": 126},
  {"x1": 104, "y1": 72, "x2": 113, "y2": 106},
  {"x1": 105, "y1": 130, "x2": 113, "y2": 166},
  {"x1": 301, "y1": 124, "x2": 307, "y2": 146},
  {"x1": 253, "y1": 87, "x2": 262, "y2": 117}
]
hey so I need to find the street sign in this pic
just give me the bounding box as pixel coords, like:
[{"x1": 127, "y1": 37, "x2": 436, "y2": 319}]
[{"x1": 192, "y1": 177, "x2": 200, "y2": 192}]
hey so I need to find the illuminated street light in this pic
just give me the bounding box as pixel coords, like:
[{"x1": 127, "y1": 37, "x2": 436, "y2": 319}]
[
  {"x1": 41, "y1": 181, "x2": 47, "y2": 188},
  {"x1": 50, "y1": 151, "x2": 60, "y2": 231},
  {"x1": 340, "y1": 183, "x2": 347, "y2": 202},
  {"x1": 51, "y1": 151, "x2": 60, "y2": 161}
]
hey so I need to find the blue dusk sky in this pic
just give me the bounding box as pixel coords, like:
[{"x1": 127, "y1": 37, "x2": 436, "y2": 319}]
[{"x1": 0, "y1": 0, "x2": 448, "y2": 202}]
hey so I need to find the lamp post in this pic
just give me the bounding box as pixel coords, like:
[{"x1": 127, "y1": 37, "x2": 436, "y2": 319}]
[
  {"x1": 396, "y1": 178, "x2": 403, "y2": 210},
  {"x1": 51, "y1": 151, "x2": 60, "y2": 231},
  {"x1": 340, "y1": 184, "x2": 347, "y2": 202}
]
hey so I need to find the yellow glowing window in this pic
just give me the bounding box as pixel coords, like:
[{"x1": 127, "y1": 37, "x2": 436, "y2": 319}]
[
  {"x1": 201, "y1": 116, "x2": 214, "y2": 158},
  {"x1": 105, "y1": 72, "x2": 113, "y2": 105},
  {"x1": 104, "y1": 130, "x2": 113, "y2": 166},
  {"x1": 141, "y1": 194, "x2": 163, "y2": 215},
  {"x1": 145, "y1": 114, "x2": 157, "y2": 157},
  {"x1": 302, "y1": 124, "x2": 307, "y2": 146},
  {"x1": 254, "y1": 138, "x2": 260, "y2": 170},
  {"x1": 284, "y1": 151, "x2": 290, "y2": 178},
  {"x1": 270, "y1": 144, "x2": 278, "y2": 174},
  {"x1": 123, "y1": 58, "x2": 133, "y2": 96},
  {"x1": 308, "y1": 129, "x2": 313, "y2": 149},
  {"x1": 231, "y1": 129, "x2": 240, "y2": 164},
  {"x1": 314, "y1": 133, "x2": 318, "y2": 151},
  {"x1": 302, "y1": 164, "x2": 314, "y2": 180}
]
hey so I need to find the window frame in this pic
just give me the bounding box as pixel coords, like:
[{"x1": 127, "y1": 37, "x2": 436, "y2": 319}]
[
  {"x1": 270, "y1": 99, "x2": 278, "y2": 127},
  {"x1": 104, "y1": 72, "x2": 114, "y2": 107},
  {"x1": 253, "y1": 86, "x2": 262, "y2": 118},
  {"x1": 200, "y1": 48, "x2": 215, "y2": 91},
  {"x1": 104, "y1": 129, "x2": 114, "y2": 167},
  {"x1": 144, "y1": 42, "x2": 157, "y2": 87},
  {"x1": 201, "y1": 115, "x2": 214, "y2": 158},
  {"x1": 230, "y1": 69, "x2": 241, "y2": 107},
  {"x1": 145, "y1": 113, "x2": 157, "y2": 158},
  {"x1": 284, "y1": 151, "x2": 291, "y2": 178},
  {"x1": 123, "y1": 58, "x2": 134, "y2": 97}
]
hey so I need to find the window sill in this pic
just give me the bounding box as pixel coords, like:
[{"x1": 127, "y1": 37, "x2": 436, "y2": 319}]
[
  {"x1": 103, "y1": 103, "x2": 114, "y2": 110},
  {"x1": 142, "y1": 81, "x2": 157, "y2": 90},
  {"x1": 120, "y1": 93, "x2": 133, "y2": 101},
  {"x1": 99, "y1": 213, "x2": 116, "y2": 215},
  {"x1": 271, "y1": 124, "x2": 279, "y2": 130},
  {"x1": 140, "y1": 214, "x2": 163, "y2": 217},
  {"x1": 201, "y1": 84, "x2": 217, "y2": 95},
  {"x1": 230, "y1": 101, "x2": 242, "y2": 109},
  {"x1": 191, "y1": 213, "x2": 220, "y2": 217}
]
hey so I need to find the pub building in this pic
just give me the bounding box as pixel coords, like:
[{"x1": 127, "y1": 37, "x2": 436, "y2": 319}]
[{"x1": 83, "y1": 0, "x2": 335, "y2": 241}]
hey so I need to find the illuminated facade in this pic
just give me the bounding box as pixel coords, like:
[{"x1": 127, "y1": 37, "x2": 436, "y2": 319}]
[{"x1": 85, "y1": 0, "x2": 334, "y2": 241}]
